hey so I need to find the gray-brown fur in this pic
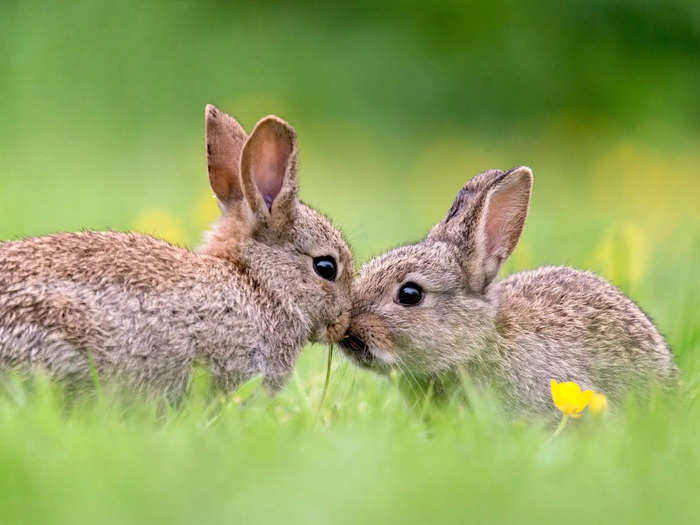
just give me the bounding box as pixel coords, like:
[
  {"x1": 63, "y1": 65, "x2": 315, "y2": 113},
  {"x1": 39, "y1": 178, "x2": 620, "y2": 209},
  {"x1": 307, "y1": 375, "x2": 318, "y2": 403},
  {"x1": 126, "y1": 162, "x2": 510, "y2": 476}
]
[
  {"x1": 0, "y1": 105, "x2": 353, "y2": 398},
  {"x1": 342, "y1": 167, "x2": 676, "y2": 418}
]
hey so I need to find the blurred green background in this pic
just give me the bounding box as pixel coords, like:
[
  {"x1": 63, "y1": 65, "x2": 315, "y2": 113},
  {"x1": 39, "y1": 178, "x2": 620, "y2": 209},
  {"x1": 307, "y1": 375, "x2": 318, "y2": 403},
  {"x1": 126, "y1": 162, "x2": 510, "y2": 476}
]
[{"x1": 1, "y1": 1, "x2": 699, "y2": 524}]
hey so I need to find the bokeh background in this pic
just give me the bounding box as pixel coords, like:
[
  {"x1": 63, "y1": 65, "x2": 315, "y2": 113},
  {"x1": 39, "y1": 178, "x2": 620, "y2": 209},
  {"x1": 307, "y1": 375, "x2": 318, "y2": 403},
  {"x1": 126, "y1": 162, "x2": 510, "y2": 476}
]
[{"x1": 1, "y1": 2, "x2": 699, "y2": 524}]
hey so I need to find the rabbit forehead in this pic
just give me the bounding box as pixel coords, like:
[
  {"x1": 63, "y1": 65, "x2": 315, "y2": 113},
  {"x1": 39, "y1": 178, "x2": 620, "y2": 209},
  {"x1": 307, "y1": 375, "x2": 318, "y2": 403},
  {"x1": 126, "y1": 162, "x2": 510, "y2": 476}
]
[
  {"x1": 292, "y1": 202, "x2": 353, "y2": 264},
  {"x1": 355, "y1": 241, "x2": 462, "y2": 295}
]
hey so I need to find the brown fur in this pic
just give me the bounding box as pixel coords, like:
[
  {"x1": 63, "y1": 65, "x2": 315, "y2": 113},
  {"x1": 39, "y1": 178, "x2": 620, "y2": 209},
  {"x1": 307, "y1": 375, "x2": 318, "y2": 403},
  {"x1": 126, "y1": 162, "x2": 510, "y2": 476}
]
[
  {"x1": 342, "y1": 167, "x2": 677, "y2": 418},
  {"x1": 0, "y1": 105, "x2": 353, "y2": 398}
]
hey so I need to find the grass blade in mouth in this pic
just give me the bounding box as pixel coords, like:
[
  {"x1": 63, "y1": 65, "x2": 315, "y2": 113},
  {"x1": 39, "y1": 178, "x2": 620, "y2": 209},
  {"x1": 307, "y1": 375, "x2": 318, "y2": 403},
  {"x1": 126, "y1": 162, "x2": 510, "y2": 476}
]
[{"x1": 316, "y1": 344, "x2": 334, "y2": 415}]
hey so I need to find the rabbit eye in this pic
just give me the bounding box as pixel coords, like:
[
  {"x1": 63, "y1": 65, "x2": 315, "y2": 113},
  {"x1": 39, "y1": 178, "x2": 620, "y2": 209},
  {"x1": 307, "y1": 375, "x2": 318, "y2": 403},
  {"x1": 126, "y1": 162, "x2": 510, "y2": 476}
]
[
  {"x1": 397, "y1": 282, "x2": 423, "y2": 306},
  {"x1": 313, "y1": 256, "x2": 337, "y2": 281}
]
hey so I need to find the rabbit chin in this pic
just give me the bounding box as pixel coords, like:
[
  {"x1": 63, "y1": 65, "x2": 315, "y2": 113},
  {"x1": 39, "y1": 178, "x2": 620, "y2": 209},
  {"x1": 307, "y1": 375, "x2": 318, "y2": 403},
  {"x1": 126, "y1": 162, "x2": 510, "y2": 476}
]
[
  {"x1": 365, "y1": 347, "x2": 397, "y2": 370},
  {"x1": 340, "y1": 340, "x2": 396, "y2": 373}
]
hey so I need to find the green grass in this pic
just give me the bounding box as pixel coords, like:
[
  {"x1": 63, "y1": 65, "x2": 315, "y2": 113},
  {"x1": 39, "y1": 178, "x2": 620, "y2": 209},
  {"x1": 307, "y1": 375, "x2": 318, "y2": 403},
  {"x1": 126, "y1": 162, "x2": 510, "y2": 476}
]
[
  {"x1": 1, "y1": 353, "x2": 699, "y2": 524},
  {"x1": 2, "y1": 1, "x2": 700, "y2": 524}
]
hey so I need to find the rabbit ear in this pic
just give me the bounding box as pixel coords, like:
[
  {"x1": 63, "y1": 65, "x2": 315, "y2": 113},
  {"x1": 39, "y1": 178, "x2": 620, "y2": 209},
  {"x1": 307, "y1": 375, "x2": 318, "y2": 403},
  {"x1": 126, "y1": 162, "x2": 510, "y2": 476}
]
[
  {"x1": 240, "y1": 115, "x2": 298, "y2": 225},
  {"x1": 428, "y1": 166, "x2": 533, "y2": 292},
  {"x1": 205, "y1": 105, "x2": 248, "y2": 207}
]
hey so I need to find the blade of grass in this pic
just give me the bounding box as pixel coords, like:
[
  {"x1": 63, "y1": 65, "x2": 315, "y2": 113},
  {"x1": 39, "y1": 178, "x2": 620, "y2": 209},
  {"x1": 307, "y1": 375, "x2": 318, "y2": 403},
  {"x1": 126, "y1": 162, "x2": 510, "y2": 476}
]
[{"x1": 316, "y1": 344, "x2": 334, "y2": 419}]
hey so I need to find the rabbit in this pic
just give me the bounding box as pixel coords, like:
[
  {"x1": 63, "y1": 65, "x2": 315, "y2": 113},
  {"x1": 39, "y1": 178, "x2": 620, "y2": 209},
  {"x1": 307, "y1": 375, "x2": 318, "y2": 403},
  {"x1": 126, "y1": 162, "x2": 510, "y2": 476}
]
[
  {"x1": 0, "y1": 105, "x2": 353, "y2": 399},
  {"x1": 340, "y1": 166, "x2": 677, "y2": 418}
]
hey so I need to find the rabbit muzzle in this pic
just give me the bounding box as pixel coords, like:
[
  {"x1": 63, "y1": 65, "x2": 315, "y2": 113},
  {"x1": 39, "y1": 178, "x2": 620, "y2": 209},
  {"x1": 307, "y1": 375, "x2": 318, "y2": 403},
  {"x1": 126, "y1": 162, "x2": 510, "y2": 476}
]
[{"x1": 339, "y1": 310, "x2": 397, "y2": 371}]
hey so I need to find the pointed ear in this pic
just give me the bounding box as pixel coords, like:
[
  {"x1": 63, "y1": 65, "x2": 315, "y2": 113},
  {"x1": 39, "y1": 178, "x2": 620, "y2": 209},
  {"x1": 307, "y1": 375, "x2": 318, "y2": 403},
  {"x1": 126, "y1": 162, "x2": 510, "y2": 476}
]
[
  {"x1": 205, "y1": 105, "x2": 248, "y2": 208},
  {"x1": 239, "y1": 115, "x2": 298, "y2": 223},
  {"x1": 428, "y1": 166, "x2": 533, "y2": 291}
]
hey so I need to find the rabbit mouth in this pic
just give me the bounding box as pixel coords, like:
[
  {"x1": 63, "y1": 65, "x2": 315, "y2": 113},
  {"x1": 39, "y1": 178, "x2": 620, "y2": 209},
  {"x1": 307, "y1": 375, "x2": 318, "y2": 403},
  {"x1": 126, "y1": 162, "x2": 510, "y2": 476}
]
[{"x1": 340, "y1": 334, "x2": 376, "y2": 368}]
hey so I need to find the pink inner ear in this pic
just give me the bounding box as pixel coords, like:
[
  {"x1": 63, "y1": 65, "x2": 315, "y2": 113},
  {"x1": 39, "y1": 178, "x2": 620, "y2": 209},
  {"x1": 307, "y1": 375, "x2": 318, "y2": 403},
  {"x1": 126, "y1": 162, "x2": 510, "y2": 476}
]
[
  {"x1": 484, "y1": 179, "x2": 530, "y2": 258},
  {"x1": 249, "y1": 124, "x2": 293, "y2": 210},
  {"x1": 255, "y1": 138, "x2": 288, "y2": 208}
]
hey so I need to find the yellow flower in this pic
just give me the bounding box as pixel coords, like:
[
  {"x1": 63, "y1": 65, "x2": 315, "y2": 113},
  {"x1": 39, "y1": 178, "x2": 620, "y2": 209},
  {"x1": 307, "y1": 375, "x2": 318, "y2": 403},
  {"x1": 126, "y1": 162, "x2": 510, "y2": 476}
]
[
  {"x1": 589, "y1": 392, "x2": 609, "y2": 415},
  {"x1": 550, "y1": 379, "x2": 594, "y2": 418}
]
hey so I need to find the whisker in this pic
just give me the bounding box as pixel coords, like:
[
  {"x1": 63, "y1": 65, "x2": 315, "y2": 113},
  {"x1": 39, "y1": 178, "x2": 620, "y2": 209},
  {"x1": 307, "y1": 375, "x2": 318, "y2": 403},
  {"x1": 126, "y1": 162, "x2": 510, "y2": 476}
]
[{"x1": 394, "y1": 354, "x2": 426, "y2": 399}]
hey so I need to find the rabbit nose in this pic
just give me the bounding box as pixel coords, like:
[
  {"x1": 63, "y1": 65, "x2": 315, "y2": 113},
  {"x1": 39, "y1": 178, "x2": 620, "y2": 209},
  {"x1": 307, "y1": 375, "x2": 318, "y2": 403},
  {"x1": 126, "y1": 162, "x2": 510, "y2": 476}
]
[
  {"x1": 341, "y1": 334, "x2": 368, "y2": 353},
  {"x1": 326, "y1": 311, "x2": 350, "y2": 343}
]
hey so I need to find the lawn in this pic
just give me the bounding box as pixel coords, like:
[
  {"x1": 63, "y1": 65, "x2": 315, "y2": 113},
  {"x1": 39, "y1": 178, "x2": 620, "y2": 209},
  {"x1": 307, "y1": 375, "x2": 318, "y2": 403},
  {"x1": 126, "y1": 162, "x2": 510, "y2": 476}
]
[{"x1": 1, "y1": 2, "x2": 699, "y2": 524}]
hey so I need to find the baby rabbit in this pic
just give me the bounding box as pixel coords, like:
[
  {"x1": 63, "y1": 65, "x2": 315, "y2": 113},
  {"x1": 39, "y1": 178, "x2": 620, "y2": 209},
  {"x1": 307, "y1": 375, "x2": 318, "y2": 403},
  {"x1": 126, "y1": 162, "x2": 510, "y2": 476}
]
[
  {"x1": 0, "y1": 105, "x2": 353, "y2": 398},
  {"x1": 341, "y1": 167, "x2": 677, "y2": 417}
]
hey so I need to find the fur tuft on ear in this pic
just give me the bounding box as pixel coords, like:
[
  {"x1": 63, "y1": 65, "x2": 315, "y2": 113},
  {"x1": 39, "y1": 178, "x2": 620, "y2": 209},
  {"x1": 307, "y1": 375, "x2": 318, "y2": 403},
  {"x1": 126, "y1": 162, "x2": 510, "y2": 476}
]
[
  {"x1": 240, "y1": 116, "x2": 298, "y2": 221},
  {"x1": 205, "y1": 104, "x2": 247, "y2": 207},
  {"x1": 428, "y1": 166, "x2": 533, "y2": 291}
]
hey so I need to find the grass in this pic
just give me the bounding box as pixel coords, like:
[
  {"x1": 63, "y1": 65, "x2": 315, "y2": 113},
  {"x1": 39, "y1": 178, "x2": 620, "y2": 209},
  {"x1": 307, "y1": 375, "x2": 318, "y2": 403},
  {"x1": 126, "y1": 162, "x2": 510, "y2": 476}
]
[
  {"x1": 2, "y1": 1, "x2": 700, "y2": 524},
  {"x1": 1, "y1": 351, "x2": 698, "y2": 524}
]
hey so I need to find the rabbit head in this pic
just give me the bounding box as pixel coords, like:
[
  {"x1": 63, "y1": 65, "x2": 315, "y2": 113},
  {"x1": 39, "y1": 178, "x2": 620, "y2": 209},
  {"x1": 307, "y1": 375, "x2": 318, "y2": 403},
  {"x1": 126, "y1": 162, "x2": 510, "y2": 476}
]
[
  {"x1": 199, "y1": 105, "x2": 353, "y2": 344},
  {"x1": 341, "y1": 167, "x2": 532, "y2": 375}
]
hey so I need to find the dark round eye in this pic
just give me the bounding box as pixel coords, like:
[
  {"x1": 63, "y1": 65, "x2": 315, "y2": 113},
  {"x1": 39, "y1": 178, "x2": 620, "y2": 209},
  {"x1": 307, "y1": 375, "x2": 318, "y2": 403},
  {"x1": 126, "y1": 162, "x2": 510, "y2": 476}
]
[
  {"x1": 397, "y1": 282, "x2": 423, "y2": 306},
  {"x1": 313, "y1": 256, "x2": 337, "y2": 281}
]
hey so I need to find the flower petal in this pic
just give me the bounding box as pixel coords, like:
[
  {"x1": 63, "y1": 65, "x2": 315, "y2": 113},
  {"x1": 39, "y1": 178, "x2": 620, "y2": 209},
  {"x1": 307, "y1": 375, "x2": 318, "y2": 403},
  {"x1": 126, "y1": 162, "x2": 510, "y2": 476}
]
[
  {"x1": 550, "y1": 379, "x2": 562, "y2": 406},
  {"x1": 550, "y1": 379, "x2": 596, "y2": 416},
  {"x1": 589, "y1": 392, "x2": 609, "y2": 415},
  {"x1": 580, "y1": 389, "x2": 594, "y2": 407}
]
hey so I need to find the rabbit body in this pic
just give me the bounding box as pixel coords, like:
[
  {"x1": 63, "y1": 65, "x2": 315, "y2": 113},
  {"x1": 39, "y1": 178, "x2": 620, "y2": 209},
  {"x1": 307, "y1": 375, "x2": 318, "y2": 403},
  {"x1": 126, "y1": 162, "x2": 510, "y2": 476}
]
[
  {"x1": 0, "y1": 106, "x2": 353, "y2": 397},
  {"x1": 484, "y1": 265, "x2": 674, "y2": 415},
  {"x1": 2, "y1": 231, "x2": 310, "y2": 396},
  {"x1": 342, "y1": 167, "x2": 676, "y2": 417}
]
